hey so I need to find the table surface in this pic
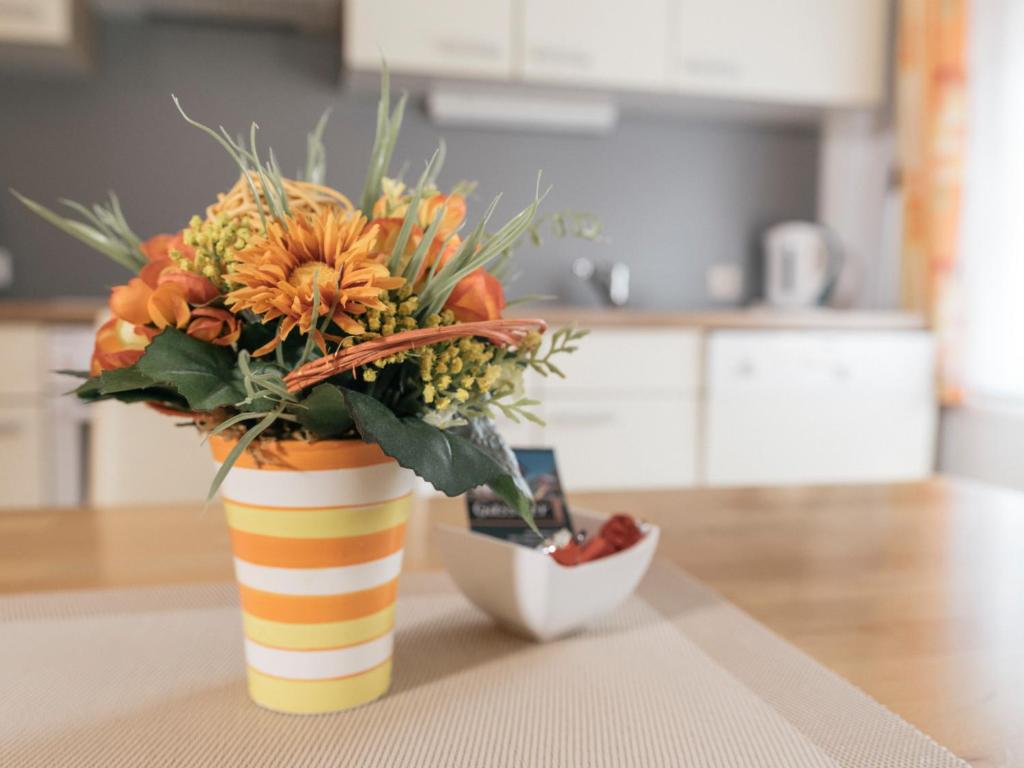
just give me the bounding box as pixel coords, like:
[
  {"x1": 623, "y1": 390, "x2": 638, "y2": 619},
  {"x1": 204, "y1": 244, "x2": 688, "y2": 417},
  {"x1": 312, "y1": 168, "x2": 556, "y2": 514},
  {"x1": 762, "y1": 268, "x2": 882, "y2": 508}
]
[{"x1": 1, "y1": 478, "x2": 1020, "y2": 768}]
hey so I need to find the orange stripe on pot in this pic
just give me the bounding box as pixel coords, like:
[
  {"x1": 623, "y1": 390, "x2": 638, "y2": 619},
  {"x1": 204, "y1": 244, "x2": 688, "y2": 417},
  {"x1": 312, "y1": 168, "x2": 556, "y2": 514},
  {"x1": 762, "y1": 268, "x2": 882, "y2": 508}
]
[
  {"x1": 209, "y1": 435, "x2": 392, "y2": 471},
  {"x1": 228, "y1": 523, "x2": 407, "y2": 568},
  {"x1": 238, "y1": 580, "x2": 399, "y2": 624}
]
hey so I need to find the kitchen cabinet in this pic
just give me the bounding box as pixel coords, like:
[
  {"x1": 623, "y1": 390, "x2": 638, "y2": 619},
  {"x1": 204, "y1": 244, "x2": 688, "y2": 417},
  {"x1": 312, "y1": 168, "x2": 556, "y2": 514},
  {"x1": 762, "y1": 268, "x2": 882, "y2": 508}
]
[
  {"x1": 520, "y1": 0, "x2": 671, "y2": 90},
  {"x1": 703, "y1": 330, "x2": 936, "y2": 485},
  {"x1": 343, "y1": 0, "x2": 889, "y2": 109},
  {"x1": 671, "y1": 0, "x2": 889, "y2": 106},
  {"x1": 0, "y1": 322, "x2": 92, "y2": 509},
  {"x1": 0, "y1": 405, "x2": 46, "y2": 507},
  {"x1": 514, "y1": 328, "x2": 702, "y2": 491},
  {"x1": 343, "y1": 0, "x2": 514, "y2": 80}
]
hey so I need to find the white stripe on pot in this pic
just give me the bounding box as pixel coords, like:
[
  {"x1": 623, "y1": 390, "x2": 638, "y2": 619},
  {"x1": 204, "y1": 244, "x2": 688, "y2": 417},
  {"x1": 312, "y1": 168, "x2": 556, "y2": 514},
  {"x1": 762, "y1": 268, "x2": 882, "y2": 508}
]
[
  {"x1": 217, "y1": 463, "x2": 415, "y2": 508},
  {"x1": 232, "y1": 551, "x2": 405, "y2": 596},
  {"x1": 244, "y1": 632, "x2": 394, "y2": 680}
]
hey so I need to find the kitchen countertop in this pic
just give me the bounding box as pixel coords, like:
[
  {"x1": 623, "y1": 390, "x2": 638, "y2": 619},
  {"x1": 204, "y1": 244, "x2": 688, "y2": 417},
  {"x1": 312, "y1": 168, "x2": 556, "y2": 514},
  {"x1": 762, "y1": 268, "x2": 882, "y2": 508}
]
[
  {"x1": 0, "y1": 478, "x2": 1016, "y2": 767},
  {"x1": 0, "y1": 297, "x2": 927, "y2": 330},
  {"x1": 515, "y1": 305, "x2": 928, "y2": 330}
]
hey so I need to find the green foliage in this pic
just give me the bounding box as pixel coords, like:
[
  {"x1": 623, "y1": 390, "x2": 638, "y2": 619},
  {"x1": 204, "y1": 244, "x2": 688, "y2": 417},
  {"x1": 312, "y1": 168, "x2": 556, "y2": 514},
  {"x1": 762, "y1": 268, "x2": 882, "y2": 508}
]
[
  {"x1": 296, "y1": 384, "x2": 355, "y2": 439},
  {"x1": 419, "y1": 177, "x2": 548, "y2": 317},
  {"x1": 136, "y1": 329, "x2": 246, "y2": 411},
  {"x1": 172, "y1": 96, "x2": 290, "y2": 234},
  {"x1": 342, "y1": 388, "x2": 534, "y2": 526},
  {"x1": 386, "y1": 145, "x2": 445, "y2": 274},
  {"x1": 526, "y1": 325, "x2": 589, "y2": 379},
  {"x1": 11, "y1": 190, "x2": 146, "y2": 273},
  {"x1": 359, "y1": 64, "x2": 409, "y2": 216},
  {"x1": 303, "y1": 108, "x2": 331, "y2": 185},
  {"x1": 74, "y1": 372, "x2": 189, "y2": 411}
]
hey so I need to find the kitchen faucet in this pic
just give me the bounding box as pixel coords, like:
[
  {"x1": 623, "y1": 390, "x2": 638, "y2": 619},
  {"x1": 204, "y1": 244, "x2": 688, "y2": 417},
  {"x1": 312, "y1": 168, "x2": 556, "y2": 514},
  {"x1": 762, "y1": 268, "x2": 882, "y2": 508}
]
[{"x1": 571, "y1": 257, "x2": 630, "y2": 307}]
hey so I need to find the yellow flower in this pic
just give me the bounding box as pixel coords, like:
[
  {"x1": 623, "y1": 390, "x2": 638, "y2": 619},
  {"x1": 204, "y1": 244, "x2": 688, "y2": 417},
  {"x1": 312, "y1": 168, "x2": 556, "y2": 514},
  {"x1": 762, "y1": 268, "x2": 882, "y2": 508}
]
[{"x1": 225, "y1": 210, "x2": 404, "y2": 356}]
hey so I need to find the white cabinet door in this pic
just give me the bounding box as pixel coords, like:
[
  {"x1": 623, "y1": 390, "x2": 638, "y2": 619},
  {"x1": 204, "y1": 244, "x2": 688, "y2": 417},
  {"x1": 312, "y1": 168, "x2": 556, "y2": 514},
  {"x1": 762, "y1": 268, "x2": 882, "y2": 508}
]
[
  {"x1": 520, "y1": 0, "x2": 671, "y2": 89},
  {"x1": 0, "y1": 404, "x2": 46, "y2": 508},
  {"x1": 0, "y1": 324, "x2": 47, "y2": 396},
  {"x1": 672, "y1": 0, "x2": 888, "y2": 106},
  {"x1": 704, "y1": 330, "x2": 937, "y2": 486},
  {"x1": 542, "y1": 328, "x2": 702, "y2": 396},
  {"x1": 344, "y1": 0, "x2": 513, "y2": 79},
  {"x1": 540, "y1": 396, "x2": 698, "y2": 490}
]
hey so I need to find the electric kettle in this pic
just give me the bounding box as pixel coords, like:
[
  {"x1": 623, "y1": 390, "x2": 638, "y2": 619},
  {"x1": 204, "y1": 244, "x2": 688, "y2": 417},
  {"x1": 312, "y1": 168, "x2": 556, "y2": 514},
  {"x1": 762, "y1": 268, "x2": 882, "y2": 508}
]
[{"x1": 762, "y1": 222, "x2": 843, "y2": 308}]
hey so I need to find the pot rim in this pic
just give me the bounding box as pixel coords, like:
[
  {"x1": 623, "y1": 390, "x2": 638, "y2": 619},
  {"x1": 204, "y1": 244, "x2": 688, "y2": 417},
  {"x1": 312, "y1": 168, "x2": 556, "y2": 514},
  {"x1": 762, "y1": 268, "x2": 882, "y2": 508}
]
[{"x1": 209, "y1": 434, "x2": 392, "y2": 471}]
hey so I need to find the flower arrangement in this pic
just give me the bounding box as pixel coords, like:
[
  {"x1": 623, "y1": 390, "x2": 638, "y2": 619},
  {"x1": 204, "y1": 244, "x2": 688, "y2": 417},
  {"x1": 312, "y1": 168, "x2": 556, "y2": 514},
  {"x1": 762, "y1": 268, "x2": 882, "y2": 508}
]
[{"x1": 14, "y1": 71, "x2": 588, "y2": 525}]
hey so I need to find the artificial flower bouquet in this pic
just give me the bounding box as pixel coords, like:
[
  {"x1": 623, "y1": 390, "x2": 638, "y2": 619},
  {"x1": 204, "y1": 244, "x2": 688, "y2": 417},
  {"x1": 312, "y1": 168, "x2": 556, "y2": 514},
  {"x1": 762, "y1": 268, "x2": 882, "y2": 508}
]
[{"x1": 15, "y1": 71, "x2": 587, "y2": 525}]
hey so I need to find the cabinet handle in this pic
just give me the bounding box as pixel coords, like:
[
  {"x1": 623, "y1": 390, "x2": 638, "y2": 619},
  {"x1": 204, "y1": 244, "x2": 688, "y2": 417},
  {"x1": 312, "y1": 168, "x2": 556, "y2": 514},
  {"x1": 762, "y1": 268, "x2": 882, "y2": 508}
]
[
  {"x1": 679, "y1": 57, "x2": 740, "y2": 79},
  {"x1": 435, "y1": 38, "x2": 502, "y2": 61},
  {"x1": 529, "y1": 45, "x2": 592, "y2": 69}
]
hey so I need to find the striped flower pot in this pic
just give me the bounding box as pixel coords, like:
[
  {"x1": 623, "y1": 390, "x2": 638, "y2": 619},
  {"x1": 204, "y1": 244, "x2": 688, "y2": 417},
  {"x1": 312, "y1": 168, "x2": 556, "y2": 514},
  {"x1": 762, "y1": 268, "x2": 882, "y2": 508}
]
[{"x1": 210, "y1": 437, "x2": 415, "y2": 714}]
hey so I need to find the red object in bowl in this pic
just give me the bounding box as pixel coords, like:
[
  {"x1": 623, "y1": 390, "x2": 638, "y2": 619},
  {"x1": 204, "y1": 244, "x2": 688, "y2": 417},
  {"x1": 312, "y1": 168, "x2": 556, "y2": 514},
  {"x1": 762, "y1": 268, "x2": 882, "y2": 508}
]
[{"x1": 550, "y1": 513, "x2": 644, "y2": 566}]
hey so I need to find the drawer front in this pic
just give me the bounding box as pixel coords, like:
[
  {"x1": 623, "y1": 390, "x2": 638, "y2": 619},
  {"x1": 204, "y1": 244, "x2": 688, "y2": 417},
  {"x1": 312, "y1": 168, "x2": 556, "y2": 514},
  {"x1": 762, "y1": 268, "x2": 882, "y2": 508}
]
[
  {"x1": 707, "y1": 330, "x2": 936, "y2": 396},
  {"x1": 704, "y1": 394, "x2": 937, "y2": 486},
  {"x1": 0, "y1": 324, "x2": 48, "y2": 396},
  {"x1": 344, "y1": 0, "x2": 513, "y2": 79},
  {"x1": 538, "y1": 396, "x2": 698, "y2": 491},
  {"x1": 543, "y1": 328, "x2": 701, "y2": 396},
  {"x1": 0, "y1": 405, "x2": 46, "y2": 507}
]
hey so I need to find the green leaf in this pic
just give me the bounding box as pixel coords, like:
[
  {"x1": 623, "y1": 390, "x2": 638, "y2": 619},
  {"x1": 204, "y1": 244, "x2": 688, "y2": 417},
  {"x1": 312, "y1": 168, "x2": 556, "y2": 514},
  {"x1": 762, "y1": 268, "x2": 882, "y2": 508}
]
[
  {"x1": 74, "y1": 375, "x2": 189, "y2": 409},
  {"x1": 342, "y1": 389, "x2": 534, "y2": 527},
  {"x1": 297, "y1": 384, "x2": 355, "y2": 439},
  {"x1": 97, "y1": 366, "x2": 157, "y2": 393},
  {"x1": 136, "y1": 329, "x2": 245, "y2": 411}
]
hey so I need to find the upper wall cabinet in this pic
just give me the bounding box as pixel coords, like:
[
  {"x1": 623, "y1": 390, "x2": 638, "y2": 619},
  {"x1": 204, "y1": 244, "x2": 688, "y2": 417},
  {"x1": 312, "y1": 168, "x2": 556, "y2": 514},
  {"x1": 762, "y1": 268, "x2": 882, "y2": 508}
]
[
  {"x1": 671, "y1": 0, "x2": 889, "y2": 106},
  {"x1": 344, "y1": 0, "x2": 514, "y2": 80},
  {"x1": 520, "y1": 0, "x2": 671, "y2": 90},
  {"x1": 343, "y1": 0, "x2": 889, "y2": 109}
]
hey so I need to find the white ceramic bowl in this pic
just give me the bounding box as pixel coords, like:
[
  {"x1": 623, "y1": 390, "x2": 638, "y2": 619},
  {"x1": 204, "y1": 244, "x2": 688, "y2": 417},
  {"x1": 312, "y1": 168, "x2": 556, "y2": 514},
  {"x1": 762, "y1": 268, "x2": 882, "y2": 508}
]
[{"x1": 435, "y1": 510, "x2": 659, "y2": 642}]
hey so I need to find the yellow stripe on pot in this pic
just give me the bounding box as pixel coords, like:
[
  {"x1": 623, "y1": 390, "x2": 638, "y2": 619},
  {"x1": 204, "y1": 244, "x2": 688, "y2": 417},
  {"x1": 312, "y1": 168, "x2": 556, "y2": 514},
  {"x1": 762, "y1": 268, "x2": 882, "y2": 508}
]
[
  {"x1": 224, "y1": 494, "x2": 412, "y2": 539},
  {"x1": 242, "y1": 605, "x2": 396, "y2": 651},
  {"x1": 247, "y1": 661, "x2": 393, "y2": 714}
]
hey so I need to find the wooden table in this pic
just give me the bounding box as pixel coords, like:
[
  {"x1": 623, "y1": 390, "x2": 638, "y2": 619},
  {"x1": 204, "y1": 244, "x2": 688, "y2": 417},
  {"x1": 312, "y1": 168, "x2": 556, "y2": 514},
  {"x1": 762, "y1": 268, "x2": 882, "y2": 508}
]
[{"x1": 1, "y1": 478, "x2": 1021, "y2": 767}]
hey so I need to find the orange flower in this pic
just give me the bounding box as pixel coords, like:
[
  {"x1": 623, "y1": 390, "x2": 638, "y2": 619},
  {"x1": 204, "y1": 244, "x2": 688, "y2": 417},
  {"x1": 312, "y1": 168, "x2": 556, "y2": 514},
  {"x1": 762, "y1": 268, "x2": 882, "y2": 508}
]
[
  {"x1": 419, "y1": 193, "x2": 466, "y2": 240},
  {"x1": 368, "y1": 216, "x2": 463, "y2": 283},
  {"x1": 371, "y1": 188, "x2": 466, "y2": 260},
  {"x1": 109, "y1": 232, "x2": 219, "y2": 330},
  {"x1": 444, "y1": 268, "x2": 505, "y2": 323},
  {"x1": 225, "y1": 210, "x2": 405, "y2": 355},
  {"x1": 89, "y1": 317, "x2": 158, "y2": 375},
  {"x1": 140, "y1": 232, "x2": 191, "y2": 263},
  {"x1": 186, "y1": 307, "x2": 240, "y2": 346}
]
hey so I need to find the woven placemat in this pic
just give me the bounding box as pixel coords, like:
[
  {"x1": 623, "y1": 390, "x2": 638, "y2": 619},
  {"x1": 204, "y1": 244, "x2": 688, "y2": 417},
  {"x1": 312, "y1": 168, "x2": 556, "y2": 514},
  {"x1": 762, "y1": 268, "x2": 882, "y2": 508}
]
[{"x1": 0, "y1": 563, "x2": 968, "y2": 768}]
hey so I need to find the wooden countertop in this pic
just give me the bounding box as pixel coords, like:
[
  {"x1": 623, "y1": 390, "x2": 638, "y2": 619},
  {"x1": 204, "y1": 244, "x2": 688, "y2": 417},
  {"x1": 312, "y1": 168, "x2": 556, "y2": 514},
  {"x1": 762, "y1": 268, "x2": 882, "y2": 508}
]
[
  {"x1": 0, "y1": 298, "x2": 105, "y2": 324},
  {"x1": 516, "y1": 306, "x2": 928, "y2": 330},
  {"x1": 0, "y1": 479, "x2": 1017, "y2": 766},
  {"x1": 0, "y1": 298, "x2": 926, "y2": 331}
]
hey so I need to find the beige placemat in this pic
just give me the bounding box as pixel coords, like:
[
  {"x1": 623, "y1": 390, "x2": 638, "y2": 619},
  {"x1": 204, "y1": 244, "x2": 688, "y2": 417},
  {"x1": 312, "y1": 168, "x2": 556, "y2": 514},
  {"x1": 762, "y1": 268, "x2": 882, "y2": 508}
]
[{"x1": 0, "y1": 564, "x2": 968, "y2": 768}]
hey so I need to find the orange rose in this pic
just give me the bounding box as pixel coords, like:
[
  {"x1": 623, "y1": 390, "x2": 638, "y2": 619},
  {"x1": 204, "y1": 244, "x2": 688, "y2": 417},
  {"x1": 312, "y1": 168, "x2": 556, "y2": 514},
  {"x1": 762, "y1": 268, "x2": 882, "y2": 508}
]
[
  {"x1": 89, "y1": 317, "x2": 158, "y2": 375},
  {"x1": 108, "y1": 233, "x2": 218, "y2": 330},
  {"x1": 186, "y1": 307, "x2": 240, "y2": 346},
  {"x1": 444, "y1": 268, "x2": 505, "y2": 323},
  {"x1": 140, "y1": 231, "x2": 191, "y2": 263},
  {"x1": 419, "y1": 193, "x2": 465, "y2": 239}
]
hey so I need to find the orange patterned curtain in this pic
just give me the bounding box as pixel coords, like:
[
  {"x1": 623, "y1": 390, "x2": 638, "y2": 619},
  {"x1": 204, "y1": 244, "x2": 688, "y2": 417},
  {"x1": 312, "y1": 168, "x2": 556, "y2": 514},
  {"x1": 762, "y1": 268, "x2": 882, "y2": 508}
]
[{"x1": 898, "y1": 0, "x2": 969, "y2": 405}]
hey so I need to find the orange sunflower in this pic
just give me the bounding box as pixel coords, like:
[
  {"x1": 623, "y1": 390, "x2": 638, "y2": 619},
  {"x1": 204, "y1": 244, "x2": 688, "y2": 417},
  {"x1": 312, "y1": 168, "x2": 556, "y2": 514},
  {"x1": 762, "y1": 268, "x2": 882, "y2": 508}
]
[{"x1": 225, "y1": 210, "x2": 405, "y2": 356}]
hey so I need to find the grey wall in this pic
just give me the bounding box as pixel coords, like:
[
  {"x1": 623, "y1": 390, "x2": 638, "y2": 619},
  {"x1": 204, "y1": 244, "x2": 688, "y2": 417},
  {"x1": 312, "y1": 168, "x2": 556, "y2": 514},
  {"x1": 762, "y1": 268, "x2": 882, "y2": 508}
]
[{"x1": 0, "y1": 19, "x2": 818, "y2": 309}]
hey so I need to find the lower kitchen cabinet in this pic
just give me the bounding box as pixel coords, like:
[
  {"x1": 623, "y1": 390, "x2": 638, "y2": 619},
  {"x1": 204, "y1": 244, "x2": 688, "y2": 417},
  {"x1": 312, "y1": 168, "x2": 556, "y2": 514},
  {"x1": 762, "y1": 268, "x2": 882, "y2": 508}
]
[
  {"x1": 703, "y1": 330, "x2": 937, "y2": 486},
  {"x1": 0, "y1": 404, "x2": 46, "y2": 507},
  {"x1": 513, "y1": 327, "x2": 703, "y2": 491},
  {"x1": 540, "y1": 396, "x2": 699, "y2": 490}
]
